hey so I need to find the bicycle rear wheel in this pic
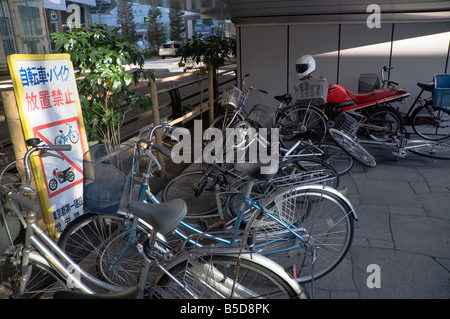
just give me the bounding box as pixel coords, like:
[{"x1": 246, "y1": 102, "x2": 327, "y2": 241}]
[
  {"x1": 276, "y1": 104, "x2": 328, "y2": 149},
  {"x1": 245, "y1": 185, "x2": 355, "y2": 284},
  {"x1": 408, "y1": 139, "x2": 450, "y2": 160},
  {"x1": 152, "y1": 251, "x2": 305, "y2": 299},
  {"x1": 411, "y1": 103, "x2": 450, "y2": 141},
  {"x1": 328, "y1": 128, "x2": 377, "y2": 167}
]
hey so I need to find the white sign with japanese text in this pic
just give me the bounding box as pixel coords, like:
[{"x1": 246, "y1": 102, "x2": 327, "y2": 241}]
[{"x1": 8, "y1": 54, "x2": 88, "y2": 238}]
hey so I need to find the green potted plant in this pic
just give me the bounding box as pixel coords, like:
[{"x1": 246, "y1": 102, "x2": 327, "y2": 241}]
[
  {"x1": 178, "y1": 35, "x2": 236, "y2": 125},
  {"x1": 51, "y1": 24, "x2": 153, "y2": 143}
]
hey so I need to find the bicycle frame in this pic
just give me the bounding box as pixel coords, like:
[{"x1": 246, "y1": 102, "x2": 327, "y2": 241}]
[
  {"x1": 359, "y1": 133, "x2": 445, "y2": 158},
  {"x1": 131, "y1": 170, "x2": 310, "y2": 254},
  {"x1": 0, "y1": 187, "x2": 121, "y2": 296},
  {"x1": 59, "y1": 125, "x2": 74, "y2": 142}
]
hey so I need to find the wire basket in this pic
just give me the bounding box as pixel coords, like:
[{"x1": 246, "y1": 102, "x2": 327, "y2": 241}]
[
  {"x1": 83, "y1": 144, "x2": 135, "y2": 214},
  {"x1": 358, "y1": 73, "x2": 380, "y2": 92},
  {"x1": 221, "y1": 86, "x2": 244, "y2": 110},
  {"x1": 295, "y1": 78, "x2": 328, "y2": 105},
  {"x1": 333, "y1": 112, "x2": 360, "y2": 138}
]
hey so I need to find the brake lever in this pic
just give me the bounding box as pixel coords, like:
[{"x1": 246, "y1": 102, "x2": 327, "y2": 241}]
[{"x1": 39, "y1": 149, "x2": 65, "y2": 161}]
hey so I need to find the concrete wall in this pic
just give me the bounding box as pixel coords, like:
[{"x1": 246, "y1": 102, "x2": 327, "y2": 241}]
[{"x1": 236, "y1": 21, "x2": 450, "y2": 114}]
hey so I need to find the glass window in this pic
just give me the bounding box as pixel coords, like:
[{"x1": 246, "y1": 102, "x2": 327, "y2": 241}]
[{"x1": 0, "y1": 0, "x2": 16, "y2": 55}]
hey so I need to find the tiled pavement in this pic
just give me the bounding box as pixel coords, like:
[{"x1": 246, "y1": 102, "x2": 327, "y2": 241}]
[{"x1": 304, "y1": 142, "x2": 450, "y2": 299}]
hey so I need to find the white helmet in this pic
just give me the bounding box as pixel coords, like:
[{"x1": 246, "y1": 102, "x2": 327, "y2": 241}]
[{"x1": 296, "y1": 55, "x2": 316, "y2": 80}]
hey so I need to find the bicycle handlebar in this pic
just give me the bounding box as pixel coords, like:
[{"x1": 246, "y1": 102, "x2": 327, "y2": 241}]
[
  {"x1": 23, "y1": 139, "x2": 72, "y2": 186},
  {"x1": 0, "y1": 185, "x2": 40, "y2": 213},
  {"x1": 46, "y1": 145, "x2": 72, "y2": 152},
  {"x1": 152, "y1": 142, "x2": 172, "y2": 157}
]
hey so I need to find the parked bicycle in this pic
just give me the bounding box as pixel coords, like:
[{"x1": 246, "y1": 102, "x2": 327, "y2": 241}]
[
  {"x1": 214, "y1": 74, "x2": 329, "y2": 147},
  {"x1": 214, "y1": 75, "x2": 352, "y2": 176},
  {"x1": 385, "y1": 72, "x2": 450, "y2": 141},
  {"x1": 0, "y1": 138, "x2": 305, "y2": 299}
]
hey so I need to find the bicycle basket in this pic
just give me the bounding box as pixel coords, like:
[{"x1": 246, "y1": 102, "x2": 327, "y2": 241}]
[
  {"x1": 295, "y1": 78, "x2": 328, "y2": 105},
  {"x1": 83, "y1": 144, "x2": 135, "y2": 214},
  {"x1": 221, "y1": 86, "x2": 244, "y2": 110},
  {"x1": 333, "y1": 112, "x2": 359, "y2": 139},
  {"x1": 433, "y1": 74, "x2": 450, "y2": 107}
]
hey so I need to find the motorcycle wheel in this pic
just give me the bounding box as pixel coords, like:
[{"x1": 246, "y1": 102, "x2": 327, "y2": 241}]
[
  {"x1": 49, "y1": 178, "x2": 58, "y2": 191},
  {"x1": 365, "y1": 106, "x2": 404, "y2": 141},
  {"x1": 67, "y1": 170, "x2": 75, "y2": 182}
]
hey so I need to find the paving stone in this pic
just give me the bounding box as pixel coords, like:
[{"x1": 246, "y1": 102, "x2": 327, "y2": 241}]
[
  {"x1": 391, "y1": 215, "x2": 450, "y2": 258},
  {"x1": 350, "y1": 246, "x2": 450, "y2": 298},
  {"x1": 354, "y1": 180, "x2": 421, "y2": 207}
]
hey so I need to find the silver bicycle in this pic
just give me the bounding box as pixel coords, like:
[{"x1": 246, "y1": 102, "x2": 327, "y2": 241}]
[{"x1": 0, "y1": 138, "x2": 306, "y2": 299}]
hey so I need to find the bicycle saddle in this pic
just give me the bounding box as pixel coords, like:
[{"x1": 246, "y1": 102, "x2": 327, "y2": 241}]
[
  {"x1": 417, "y1": 81, "x2": 434, "y2": 92},
  {"x1": 127, "y1": 199, "x2": 187, "y2": 234}
]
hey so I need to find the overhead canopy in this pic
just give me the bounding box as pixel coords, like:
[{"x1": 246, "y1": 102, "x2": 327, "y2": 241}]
[{"x1": 153, "y1": 0, "x2": 450, "y2": 25}]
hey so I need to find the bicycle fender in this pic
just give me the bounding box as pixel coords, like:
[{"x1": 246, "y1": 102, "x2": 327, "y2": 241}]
[{"x1": 263, "y1": 184, "x2": 357, "y2": 221}]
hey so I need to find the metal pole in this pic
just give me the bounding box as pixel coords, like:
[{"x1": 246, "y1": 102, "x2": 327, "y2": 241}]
[
  {"x1": 1, "y1": 90, "x2": 27, "y2": 182},
  {"x1": 148, "y1": 73, "x2": 166, "y2": 177},
  {"x1": 208, "y1": 63, "x2": 214, "y2": 126}
]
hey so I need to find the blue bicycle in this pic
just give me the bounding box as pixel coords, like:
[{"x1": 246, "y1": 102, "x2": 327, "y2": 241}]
[
  {"x1": 54, "y1": 123, "x2": 79, "y2": 145},
  {"x1": 58, "y1": 121, "x2": 356, "y2": 287}
]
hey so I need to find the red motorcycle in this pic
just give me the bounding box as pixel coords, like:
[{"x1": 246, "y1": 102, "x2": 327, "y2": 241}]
[
  {"x1": 324, "y1": 79, "x2": 409, "y2": 142},
  {"x1": 48, "y1": 167, "x2": 75, "y2": 191}
]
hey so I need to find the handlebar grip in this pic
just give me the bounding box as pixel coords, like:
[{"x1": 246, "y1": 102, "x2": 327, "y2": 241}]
[
  {"x1": 47, "y1": 145, "x2": 72, "y2": 151},
  {"x1": 152, "y1": 143, "x2": 172, "y2": 158},
  {"x1": 260, "y1": 89, "x2": 268, "y2": 94},
  {"x1": 10, "y1": 192, "x2": 40, "y2": 213}
]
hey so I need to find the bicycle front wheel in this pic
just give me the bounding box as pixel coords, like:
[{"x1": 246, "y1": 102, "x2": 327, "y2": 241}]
[
  {"x1": 296, "y1": 142, "x2": 354, "y2": 175},
  {"x1": 329, "y1": 128, "x2": 377, "y2": 167},
  {"x1": 152, "y1": 251, "x2": 306, "y2": 299},
  {"x1": 245, "y1": 185, "x2": 355, "y2": 283},
  {"x1": 408, "y1": 139, "x2": 450, "y2": 160},
  {"x1": 160, "y1": 169, "x2": 229, "y2": 219},
  {"x1": 411, "y1": 103, "x2": 450, "y2": 141},
  {"x1": 58, "y1": 213, "x2": 153, "y2": 291},
  {"x1": 69, "y1": 130, "x2": 80, "y2": 144},
  {"x1": 210, "y1": 111, "x2": 244, "y2": 132},
  {"x1": 226, "y1": 158, "x2": 339, "y2": 217}
]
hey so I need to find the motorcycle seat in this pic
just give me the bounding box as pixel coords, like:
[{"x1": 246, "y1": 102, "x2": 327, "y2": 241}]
[
  {"x1": 346, "y1": 88, "x2": 397, "y2": 104},
  {"x1": 417, "y1": 81, "x2": 434, "y2": 92}
]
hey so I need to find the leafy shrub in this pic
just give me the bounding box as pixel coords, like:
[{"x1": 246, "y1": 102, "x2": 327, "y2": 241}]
[{"x1": 52, "y1": 24, "x2": 153, "y2": 143}]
